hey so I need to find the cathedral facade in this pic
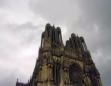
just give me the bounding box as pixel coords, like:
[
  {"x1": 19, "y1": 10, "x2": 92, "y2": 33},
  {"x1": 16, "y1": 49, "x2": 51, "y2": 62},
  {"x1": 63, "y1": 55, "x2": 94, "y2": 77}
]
[{"x1": 16, "y1": 24, "x2": 102, "y2": 86}]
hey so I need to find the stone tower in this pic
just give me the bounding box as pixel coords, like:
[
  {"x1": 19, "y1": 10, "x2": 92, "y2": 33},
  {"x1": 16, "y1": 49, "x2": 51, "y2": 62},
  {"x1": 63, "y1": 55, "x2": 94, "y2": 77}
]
[{"x1": 16, "y1": 23, "x2": 102, "y2": 86}]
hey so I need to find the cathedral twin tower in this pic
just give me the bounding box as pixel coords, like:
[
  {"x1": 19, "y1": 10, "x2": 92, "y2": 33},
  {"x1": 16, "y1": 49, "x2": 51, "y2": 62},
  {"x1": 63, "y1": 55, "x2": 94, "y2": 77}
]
[{"x1": 16, "y1": 24, "x2": 102, "y2": 86}]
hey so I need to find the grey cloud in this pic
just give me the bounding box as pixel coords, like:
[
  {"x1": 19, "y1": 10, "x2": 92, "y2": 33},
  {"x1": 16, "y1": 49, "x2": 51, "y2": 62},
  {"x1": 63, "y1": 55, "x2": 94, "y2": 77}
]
[
  {"x1": 0, "y1": 22, "x2": 44, "y2": 86},
  {"x1": 29, "y1": 0, "x2": 79, "y2": 25}
]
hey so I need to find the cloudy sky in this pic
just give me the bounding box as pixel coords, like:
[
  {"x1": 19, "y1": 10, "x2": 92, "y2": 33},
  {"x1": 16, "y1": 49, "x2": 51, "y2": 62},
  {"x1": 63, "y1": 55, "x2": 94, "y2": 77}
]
[{"x1": 0, "y1": 0, "x2": 111, "y2": 86}]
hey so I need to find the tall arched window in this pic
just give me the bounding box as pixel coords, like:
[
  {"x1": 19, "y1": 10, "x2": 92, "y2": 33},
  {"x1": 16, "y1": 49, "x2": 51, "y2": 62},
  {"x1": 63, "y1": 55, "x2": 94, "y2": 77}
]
[{"x1": 69, "y1": 63, "x2": 83, "y2": 85}]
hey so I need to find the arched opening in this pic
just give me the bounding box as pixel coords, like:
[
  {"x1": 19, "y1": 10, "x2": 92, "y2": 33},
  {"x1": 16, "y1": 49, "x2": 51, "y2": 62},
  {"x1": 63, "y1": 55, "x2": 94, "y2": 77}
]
[{"x1": 69, "y1": 63, "x2": 83, "y2": 85}]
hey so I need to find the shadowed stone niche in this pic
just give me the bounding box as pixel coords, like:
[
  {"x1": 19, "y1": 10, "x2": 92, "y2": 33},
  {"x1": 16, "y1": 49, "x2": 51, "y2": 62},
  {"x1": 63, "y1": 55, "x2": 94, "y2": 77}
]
[{"x1": 69, "y1": 63, "x2": 83, "y2": 86}]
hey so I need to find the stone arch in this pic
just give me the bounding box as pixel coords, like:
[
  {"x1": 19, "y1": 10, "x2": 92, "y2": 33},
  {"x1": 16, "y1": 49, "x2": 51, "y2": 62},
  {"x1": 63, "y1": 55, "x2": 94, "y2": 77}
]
[{"x1": 69, "y1": 63, "x2": 83, "y2": 85}]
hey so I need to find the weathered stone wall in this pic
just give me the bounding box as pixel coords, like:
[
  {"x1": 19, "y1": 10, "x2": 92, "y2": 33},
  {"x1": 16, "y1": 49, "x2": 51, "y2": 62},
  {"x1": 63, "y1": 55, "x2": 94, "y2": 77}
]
[{"x1": 16, "y1": 23, "x2": 102, "y2": 86}]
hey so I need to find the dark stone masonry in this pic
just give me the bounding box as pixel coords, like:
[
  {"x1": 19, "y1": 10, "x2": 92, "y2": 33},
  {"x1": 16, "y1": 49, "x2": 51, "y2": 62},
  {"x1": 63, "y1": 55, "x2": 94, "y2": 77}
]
[{"x1": 16, "y1": 23, "x2": 102, "y2": 86}]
